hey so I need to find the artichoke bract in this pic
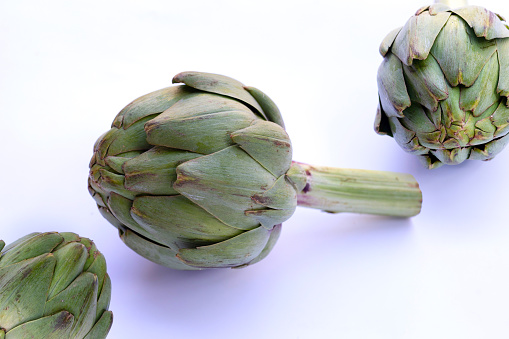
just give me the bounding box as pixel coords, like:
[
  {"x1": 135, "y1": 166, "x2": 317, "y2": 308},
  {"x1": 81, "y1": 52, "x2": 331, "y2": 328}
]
[
  {"x1": 0, "y1": 232, "x2": 113, "y2": 339},
  {"x1": 375, "y1": 1, "x2": 509, "y2": 168},
  {"x1": 89, "y1": 71, "x2": 422, "y2": 270}
]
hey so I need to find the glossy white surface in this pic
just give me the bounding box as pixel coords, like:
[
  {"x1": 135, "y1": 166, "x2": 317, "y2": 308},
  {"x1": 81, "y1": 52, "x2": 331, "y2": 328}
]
[{"x1": 1, "y1": 1, "x2": 509, "y2": 338}]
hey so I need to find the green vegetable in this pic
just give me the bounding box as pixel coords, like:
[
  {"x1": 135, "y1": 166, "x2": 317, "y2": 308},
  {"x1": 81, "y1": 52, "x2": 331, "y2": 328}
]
[
  {"x1": 375, "y1": 1, "x2": 509, "y2": 168},
  {"x1": 89, "y1": 71, "x2": 422, "y2": 270},
  {"x1": 0, "y1": 232, "x2": 113, "y2": 339}
]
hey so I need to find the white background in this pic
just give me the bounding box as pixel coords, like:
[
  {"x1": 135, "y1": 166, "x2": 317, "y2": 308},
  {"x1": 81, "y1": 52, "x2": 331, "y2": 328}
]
[{"x1": 1, "y1": 1, "x2": 509, "y2": 338}]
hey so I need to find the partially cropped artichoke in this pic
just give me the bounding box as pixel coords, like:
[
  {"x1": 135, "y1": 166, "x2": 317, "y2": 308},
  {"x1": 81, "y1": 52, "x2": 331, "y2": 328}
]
[
  {"x1": 0, "y1": 232, "x2": 112, "y2": 339},
  {"x1": 375, "y1": 1, "x2": 509, "y2": 168},
  {"x1": 89, "y1": 71, "x2": 422, "y2": 270}
]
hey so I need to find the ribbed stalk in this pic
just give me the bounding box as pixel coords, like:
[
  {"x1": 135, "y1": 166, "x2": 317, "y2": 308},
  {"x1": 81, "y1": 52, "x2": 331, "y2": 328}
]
[
  {"x1": 434, "y1": 0, "x2": 468, "y2": 7},
  {"x1": 292, "y1": 162, "x2": 422, "y2": 217}
]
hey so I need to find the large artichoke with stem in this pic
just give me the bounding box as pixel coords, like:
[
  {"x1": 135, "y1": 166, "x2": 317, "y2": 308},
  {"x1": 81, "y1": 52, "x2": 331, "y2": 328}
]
[
  {"x1": 375, "y1": 0, "x2": 509, "y2": 168},
  {"x1": 89, "y1": 71, "x2": 422, "y2": 270},
  {"x1": 0, "y1": 232, "x2": 112, "y2": 339}
]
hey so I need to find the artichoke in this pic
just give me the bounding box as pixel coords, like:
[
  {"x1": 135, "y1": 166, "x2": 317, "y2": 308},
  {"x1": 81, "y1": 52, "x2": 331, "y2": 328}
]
[
  {"x1": 0, "y1": 232, "x2": 113, "y2": 339},
  {"x1": 375, "y1": 0, "x2": 509, "y2": 168},
  {"x1": 89, "y1": 71, "x2": 422, "y2": 270}
]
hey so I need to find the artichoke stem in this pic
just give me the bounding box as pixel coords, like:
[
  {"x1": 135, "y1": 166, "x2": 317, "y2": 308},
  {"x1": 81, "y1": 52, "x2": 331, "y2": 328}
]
[
  {"x1": 434, "y1": 0, "x2": 467, "y2": 7},
  {"x1": 292, "y1": 162, "x2": 422, "y2": 218}
]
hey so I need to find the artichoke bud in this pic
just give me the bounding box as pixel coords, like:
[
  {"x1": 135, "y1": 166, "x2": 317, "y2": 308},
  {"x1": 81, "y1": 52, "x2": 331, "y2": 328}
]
[
  {"x1": 375, "y1": 3, "x2": 509, "y2": 168},
  {"x1": 0, "y1": 232, "x2": 113, "y2": 339},
  {"x1": 89, "y1": 71, "x2": 299, "y2": 270}
]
